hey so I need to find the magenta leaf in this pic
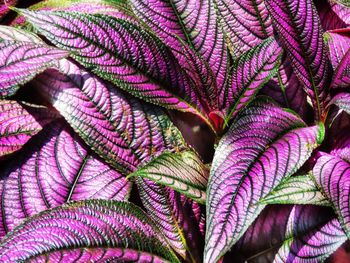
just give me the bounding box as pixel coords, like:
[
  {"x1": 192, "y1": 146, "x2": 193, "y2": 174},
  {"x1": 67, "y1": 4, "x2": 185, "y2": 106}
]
[
  {"x1": 205, "y1": 97, "x2": 324, "y2": 263},
  {"x1": 265, "y1": 0, "x2": 330, "y2": 121},
  {"x1": 0, "y1": 120, "x2": 130, "y2": 238},
  {"x1": 261, "y1": 58, "x2": 309, "y2": 119},
  {"x1": 0, "y1": 200, "x2": 180, "y2": 262},
  {"x1": 226, "y1": 38, "x2": 282, "y2": 122},
  {"x1": 136, "y1": 178, "x2": 204, "y2": 262},
  {"x1": 0, "y1": 100, "x2": 57, "y2": 157},
  {"x1": 274, "y1": 206, "x2": 346, "y2": 263},
  {"x1": 0, "y1": 25, "x2": 42, "y2": 43},
  {"x1": 0, "y1": 40, "x2": 68, "y2": 98},
  {"x1": 325, "y1": 29, "x2": 350, "y2": 88},
  {"x1": 33, "y1": 59, "x2": 185, "y2": 174},
  {"x1": 0, "y1": 0, "x2": 17, "y2": 20},
  {"x1": 314, "y1": 153, "x2": 350, "y2": 239},
  {"x1": 129, "y1": 0, "x2": 229, "y2": 109},
  {"x1": 317, "y1": 0, "x2": 350, "y2": 31},
  {"x1": 214, "y1": 0, "x2": 273, "y2": 56},
  {"x1": 20, "y1": 9, "x2": 212, "y2": 123}
]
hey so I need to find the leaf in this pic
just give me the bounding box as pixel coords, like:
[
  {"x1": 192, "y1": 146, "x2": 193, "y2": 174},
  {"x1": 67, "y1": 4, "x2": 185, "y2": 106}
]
[
  {"x1": 259, "y1": 175, "x2": 329, "y2": 206},
  {"x1": 128, "y1": 150, "x2": 208, "y2": 204},
  {"x1": 205, "y1": 97, "x2": 324, "y2": 263},
  {"x1": 330, "y1": 93, "x2": 350, "y2": 116},
  {"x1": 314, "y1": 153, "x2": 350, "y2": 239},
  {"x1": 261, "y1": 58, "x2": 309, "y2": 119},
  {"x1": 317, "y1": 0, "x2": 349, "y2": 31},
  {"x1": 33, "y1": 59, "x2": 185, "y2": 174},
  {"x1": 0, "y1": 25, "x2": 42, "y2": 43},
  {"x1": 20, "y1": 9, "x2": 210, "y2": 121},
  {"x1": 0, "y1": 40, "x2": 68, "y2": 98},
  {"x1": 324, "y1": 29, "x2": 350, "y2": 88},
  {"x1": 0, "y1": 200, "x2": 180, "y2": 262},
  {"x1": 274, "y1": 206, "x2": 347, "y2": 263},
  {"x1": 214, "y1": 0, "x2": 273, "y2": 56},
  {"x1": 129, "y1": 0, "x2": 229, "y2": 109},
  {"x1": 136, "y1": 178, "x2": 203, "y2": 262},
  {"x1": 230, "y1": 205, "x2": 344, "y2": 263},
  {"x1": 0, "y1": 121, "x2": 130, "y2": 238},
  {"x1": 0, "y1": 100, "x2": 57, "y2": 157},
  {"x1": 265, "y1": 0, "x2": 330, "y2": 121},
  {"x1": 330, "y1": 132, "x2": 350, "y2": 163},
  {"x1": 226, "y1": 38, "x2": 282, "y2": 122}
]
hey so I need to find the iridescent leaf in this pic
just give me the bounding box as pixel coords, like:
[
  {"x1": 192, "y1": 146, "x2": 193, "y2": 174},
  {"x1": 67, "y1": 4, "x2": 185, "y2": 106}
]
[
  {"x1": 0, "y1": 40, "x2": 68, "y2": 98},
  {"x1": 226, "y1": 38, "x2": 282, "y2": 122},
  {"x1": 33, "y1": 59, "x2": 185, "y2": 174},
  {"x1": 0, "y1": 25, "x2": 42, "y2": 42},
  {"x1": 0, "y1": 0, "x2": 17, "y2": 20},
  {"x1": 265, "y1": 0, "x2": 330, "y2": 120},
  {"x1": 20, "y1": 9, "x2": 210, "y2": 121},
  {"x1": 259, "y1": 175, "x2": 329, "y2": 206},
  {"x1": 129, "y1": 0, "x2": 229, "y2": 109},
  {"x1": 325, "y1": 29, "x2": 350, "y2": 88},
  {"x1": 330, "y1": 93, "x2": 350, "y2": 115},
  {"x1": 0, "y1": 200, "x2": 180, "y2": 262},
  {"x1": 205, "y1": 97, "x2": 324, "y2": 263},
  {"x1": 0, "y1": 121, "x2": 130, "y2": 238},
  {"x1": 214, "y1": 0, "x2": 273, "y2": 56},
  {"x1": 274, "y1": 206, "x2": 346, "y2": 263},
  {"x1": 314, "y1": 153, "x2": 350, "y2": 239},
  {"x1": 128, "y1": 150, "x2": 208, "y2": 204},
  {"x1": 136, "y1": 178, "x2": 203, "y2": 262},
  {"x1": 317, "y1": 0, "x2": 349, "y2": 31},
  {"x1": 0, "y1": 100, "x2": 57, "y2": 157}
]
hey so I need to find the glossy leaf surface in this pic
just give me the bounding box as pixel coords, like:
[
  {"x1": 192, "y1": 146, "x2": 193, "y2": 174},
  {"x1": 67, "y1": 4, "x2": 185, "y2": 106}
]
[
  {"x1": 0, "y1": 40, "x2": 68, "y2": 98},
  {"x1": 265, "y1": 0, "x2": 330, "y2": 120},
  {"x1": 214, "y1": 0, "x2": 273, "y2": 56},
  {"x1": 33, "y1": 59, "x2": 184, "y2": 173},
  {"x1": 21, "y1": 9, "x2": 208, "y2": 118},
  {"x1": 0, "y1": 200, "x2": 179, "y2": 262},
  {"x1": 205, "y1": 98, "x2": 324, "y2": 263},
  {"x1": 260, "y1": 175, "x2": 329, "y2": 206},
  {"x1": 0, "y1": 121, "x2": 130, "y2": 238},
  {"x1": 0, "y1": 100, "x2": 57, "y2": 157}
]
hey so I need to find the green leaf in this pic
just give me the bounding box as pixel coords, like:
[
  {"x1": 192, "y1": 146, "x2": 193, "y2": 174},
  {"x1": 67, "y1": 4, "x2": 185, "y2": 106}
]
[{"x1": 128, "y1": 150, "x2": 208, "y2": 204}]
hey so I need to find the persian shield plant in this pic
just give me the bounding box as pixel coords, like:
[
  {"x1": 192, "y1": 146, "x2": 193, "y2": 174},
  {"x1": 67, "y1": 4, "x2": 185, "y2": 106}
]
[{"x1": 0, "y1": 0, "x2": 349, "y2": 262}]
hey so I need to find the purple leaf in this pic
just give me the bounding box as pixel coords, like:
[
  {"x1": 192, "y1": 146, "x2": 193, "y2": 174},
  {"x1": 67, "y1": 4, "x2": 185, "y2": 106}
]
[
  {"x1": 330, "y1": 93, "x2": 350, "y2": 116},
  {"x1": 214, "y1": 0, "x2": 273, "y2": 56},
  {"x1": 226, "y1": 38, "x2": 282, "y2": 121},
  {"x1": 33, "y1": 59, "x2": 185, "y2": 174},
  {"x1": 230, "y1": 205, "x2": 345, "y2": 263},
  {"x1": 317, "y1": 0, "x2": 349, "y2": 31},
  {"x1": 205, "y1": 97, "x2": 324, "y2": 263},
  {"x1": 314, "y1": 153, "x2": 350, "y2": 239},
  {"x1": 0, "y1": 40, "x2": 68, "y2": 98},
  {"x1": 20, "y1": 9, "x2": 211, "y2": 122},
  {"x1": 261, "y1": 58, "x2": 309, "y2": 119},
  {"x1": 0, "y1": 100, "x2": 57, "y2": 157},
  {"x1": 325, "y1": 29, "x2": 350, "y2": 88},
  {"x1": 265, "y1": 0, "x2": 330, "y2": 121},
  {"x1": 128, "y1": 150, "x2": 209, "y2": 204},
  {"x1": 274, "y1": 206, "x2": 346, "y2": 263},
  {"x1": 0, "y1": 200, "x2": 180, "y2": 262},
  {"x1": 0, "y1": 121, "x2": 130, "y2": 238},
  {"x1": 0, "y1": 25, "x2": 42, "y2": 43},
  {"x1": 136, "y1": 178, "x2": 204, "y2": 262},
  {"x1": 129, "y1": 0, "x2": 229, "y2": 109}
]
